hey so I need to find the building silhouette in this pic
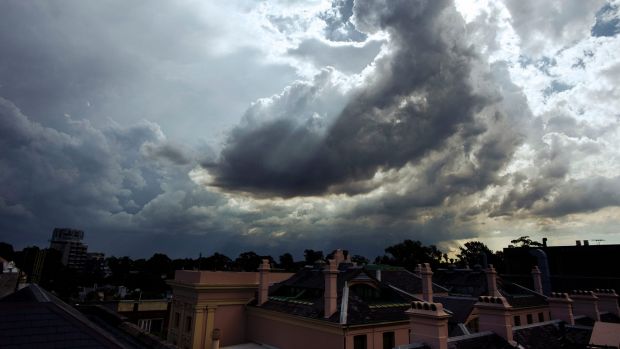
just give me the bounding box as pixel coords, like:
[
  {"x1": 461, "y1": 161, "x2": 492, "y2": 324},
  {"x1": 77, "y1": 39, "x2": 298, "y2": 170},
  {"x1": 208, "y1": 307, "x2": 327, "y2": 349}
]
[{"x1": 49, "y1": 228, "x2": 88, "y2": 271}]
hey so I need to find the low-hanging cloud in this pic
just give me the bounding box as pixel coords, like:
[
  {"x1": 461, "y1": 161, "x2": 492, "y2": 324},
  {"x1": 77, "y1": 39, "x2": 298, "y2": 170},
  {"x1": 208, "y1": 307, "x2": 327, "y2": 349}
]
[{"x1": 207, "y1": 0, "x2": 517, "y2": 200}]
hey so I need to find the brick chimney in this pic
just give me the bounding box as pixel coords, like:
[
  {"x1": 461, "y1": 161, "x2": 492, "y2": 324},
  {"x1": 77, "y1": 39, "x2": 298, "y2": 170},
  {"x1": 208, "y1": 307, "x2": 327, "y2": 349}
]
[
  {"x1": 420, "y1": 263, "x2": 433, "y2": 302},
  {"x1": 486, "y1": 265, "x2": 500, "y2": 297},
  {"x1": 570, "y1": 290, "x2": 600, "y2": 321},
  {"x1": 333, "y1": 249, "x2": 345, "y2": 266},
  {"x1": 594, "y1": 289, "x2": 619, "y2": 316},
  {"x1": 258, "y1": 259, "x2": 270, "y2": 306},
  {"x1": 406, "y1": 301, "x2": 450, "y2": 349},
  {"x1": 548, "y1": 292, "x2": 575, "y2": 325},
  {"x1": 324, "y1": 259, "x2": 339, "y2": 318},
  {"x1": 531, "y1": 266, "x2": 543, "y2": 294},
  {"x1": 476, "y1": 296, "x2": 514, "y2": 342}
]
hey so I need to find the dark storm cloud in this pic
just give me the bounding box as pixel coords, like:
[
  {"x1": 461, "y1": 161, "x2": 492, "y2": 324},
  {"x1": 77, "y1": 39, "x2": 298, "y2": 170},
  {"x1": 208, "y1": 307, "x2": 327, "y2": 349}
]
[
  {"x1": 0, "y1": 97, "x2": 181, "y2": 246},
  {"x1": 208, "y1": 0, "x2": 511, "y2": 198}
]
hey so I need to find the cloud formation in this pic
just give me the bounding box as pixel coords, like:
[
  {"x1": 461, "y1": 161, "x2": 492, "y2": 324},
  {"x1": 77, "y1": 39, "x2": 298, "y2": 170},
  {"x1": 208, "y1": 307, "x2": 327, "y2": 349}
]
[{"x1": 1, "y1": 0, "x2": 620, "y2": 258}]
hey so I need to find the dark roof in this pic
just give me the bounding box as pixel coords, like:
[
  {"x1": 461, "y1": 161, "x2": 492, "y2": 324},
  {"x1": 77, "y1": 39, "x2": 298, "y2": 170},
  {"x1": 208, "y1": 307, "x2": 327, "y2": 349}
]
[
  {"x1": 0, "y1": 284, "x2": 174, "y2": 349},
  {"x1": 377, "y1": 268, "x2": 449, "y2": 295},
  {"x1": 257, "y1": 266, "x2": 416, "y2": 325},
  {"x1": 573, "y1": 315, "x2": 595, "y2": 327},
  {"x1": 0, "y1": 284, "x2": 127, "y2": 348},
  {"x1": 447, "y1": 331, "x2": 515, "y2": 349},
  {"x1": 513, "y1": 321, "x2": 592, "y2": 349},
  {"x1": 600, "y1": 311, "x2": 620, "y2": 323},
  {"x1": 433, "y1": 269, "x2": 547, "y2": 309},
  {"x1": 434, "y1": 296, "x2": 477, "y2": 324}
]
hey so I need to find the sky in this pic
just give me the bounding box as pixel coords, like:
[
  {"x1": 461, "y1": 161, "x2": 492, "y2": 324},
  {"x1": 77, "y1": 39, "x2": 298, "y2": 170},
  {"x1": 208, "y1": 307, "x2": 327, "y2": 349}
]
[{"x1": 1, "y1": 0, "x2": 620, "y2": 259}]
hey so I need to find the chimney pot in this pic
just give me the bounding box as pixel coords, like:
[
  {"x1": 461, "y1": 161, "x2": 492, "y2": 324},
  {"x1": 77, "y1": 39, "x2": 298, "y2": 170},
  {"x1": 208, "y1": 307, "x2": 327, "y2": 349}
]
[
  {"x1": 407, "y1": 301, "x2": 450, "y2": 349},
  {"x1": 421, "y1": 263, "x2": 434, "y2": 302}
]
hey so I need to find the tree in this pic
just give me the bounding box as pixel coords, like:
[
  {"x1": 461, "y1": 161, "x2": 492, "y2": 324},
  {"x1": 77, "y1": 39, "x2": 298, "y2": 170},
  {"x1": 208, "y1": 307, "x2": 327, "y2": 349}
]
[
  {"x1": 146, "y1": 253, "x2": 173, "y2": 278},
  {"x1": 377, "y1": 240, "x2": 445, "y2": 270},
  {"x1": 234, "y1": 251, "x2": 262, "y2": 272},
  {"x1": 351, "y1": 255, "x2": 369, "y2": 265},
  {"x1": 0, "y1": 242, "x2": 15, "y2": 260},
  {"x1": 303, "y1": 249, "x2": 324, "y2": 265},
  {"x1": 457, "y1": 241, "x2": 493, "y2": 267},
  {"x1": 201, "y1": 253, "x2": 232, "y2": 271},
  {"x1": 278, "y1": 253, "x2": 296, "y2": 271},
  {"x1": 509, "y1": 236, "x2": 543, "y2": 248}
]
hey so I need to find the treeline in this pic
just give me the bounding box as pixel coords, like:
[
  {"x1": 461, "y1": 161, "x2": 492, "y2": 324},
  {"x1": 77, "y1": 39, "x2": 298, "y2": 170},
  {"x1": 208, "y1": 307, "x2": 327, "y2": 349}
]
[{"x1": 0, "y1": 236, "x2": 542, "y2": 300}]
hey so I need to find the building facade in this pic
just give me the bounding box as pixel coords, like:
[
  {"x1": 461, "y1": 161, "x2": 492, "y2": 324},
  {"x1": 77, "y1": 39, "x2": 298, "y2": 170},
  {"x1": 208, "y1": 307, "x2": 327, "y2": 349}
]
[{"x1": 49, "y1": 228, "x2": 88, "y2": 270}]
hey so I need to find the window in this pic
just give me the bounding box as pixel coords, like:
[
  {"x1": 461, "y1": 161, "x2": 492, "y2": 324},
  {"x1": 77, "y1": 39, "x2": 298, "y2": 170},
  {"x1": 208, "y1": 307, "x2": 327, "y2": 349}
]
[
  {"x1": 351, "y1": 285, "x2": 379, "y2": 302},
  {"x1": 138, "y1": 319, "x2": 152, "y2": 333},
  {"x1": 538, "y1": 312, "x2": 544, "y2": 322},
  {"x1": 174, "y1": 313, "x2": 180, "y2": 328},
  {"x1": 185, "y1": 316, "x2": 192, "y2": 333},
  {"x1": 513, "y1": 315, "x2": 521, "y2": 326},
  {"x1": 354, "y1": 335, "x2": 367, "y2": 349},
  {"x1": 383, "y1": 332, "x2": 395, "y2": 349},
  {"x1": 526, "y1": 314, "x2": 533, "y2": 324}
]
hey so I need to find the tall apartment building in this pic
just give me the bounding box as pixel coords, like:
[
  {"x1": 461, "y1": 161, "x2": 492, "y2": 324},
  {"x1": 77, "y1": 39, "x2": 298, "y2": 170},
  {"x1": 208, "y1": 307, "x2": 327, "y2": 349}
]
[{"x1": 49, "y1": 228, "x2": 88, "y2": 271}]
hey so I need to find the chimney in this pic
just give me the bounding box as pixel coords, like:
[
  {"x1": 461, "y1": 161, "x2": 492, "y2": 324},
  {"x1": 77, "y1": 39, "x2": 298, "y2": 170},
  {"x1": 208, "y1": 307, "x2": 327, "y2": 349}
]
[
  {"x1": 414, "y1": 264, "x2": 421, "y2": 276},
  {"x1": 476, "y1": 296, "x2": 514, "y2": 343},
  {"x1": 594, "y1": 289, "x2": 619, "y2": 316},
  {"x1": 376, "y1": 269, "x2": 381, "y2": 281},
  {"x1": 333, "y1": 249, "x2": 345, "y2": 266},
  {"x1": 542, "y1": 237, "x2": 547, "y2": 247},
  {"x1": 486, "y1": 265, "x2": 500, "y2": 297},
  {"x1": 407, "y1": 301, "x2": 450, "y2": 349},
  {"x1": 548, "y1": 293, "x2": 575, "y2": 325},
  {"x1": 576, "y1": 240, "x2": 581, "y2": 246},
  {"x1": 324, "y1": 259, "x2": 339, "y2": 318},
  {"x1": 531, "y1": 266, "x2": 543, "y2": 294},
  {"x1": 570, "y1": 290, "x2": 600, "y2": 321},
  {"x1": 258, "y1": 259, "x2": 270, "y2": 306},
  {"x1": 420, "y1": 263, "x2": 434, "y2": 302},
  {"x1": 583, "y1": 240, "x2": 589, "y2": 246}
]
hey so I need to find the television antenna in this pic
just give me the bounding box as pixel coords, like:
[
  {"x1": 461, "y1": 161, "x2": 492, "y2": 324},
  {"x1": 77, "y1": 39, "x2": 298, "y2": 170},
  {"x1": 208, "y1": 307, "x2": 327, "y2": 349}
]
[{"x1": 592, "y1": 239, "x2": 605, "y2": 245}]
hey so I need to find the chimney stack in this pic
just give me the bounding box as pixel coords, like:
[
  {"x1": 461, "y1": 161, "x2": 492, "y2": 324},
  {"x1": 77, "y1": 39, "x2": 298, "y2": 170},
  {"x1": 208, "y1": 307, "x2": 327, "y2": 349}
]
[
  {"x1": 531, "y1": 266, "x2": 543, "y2": 294},
  {"x1": 486, "y1": 265, "x2": 500, "y2": 297},
  {"x1": 548, "y1": 293, "x2": 575, "y2": 325},
  {"x1": 420, "y1": 263, "x2": 434, "y2": 302},
  {"x1": 570, "y1": 290, "x2": 600, "y2": 321},
  {"x1": 333, "y1": 249, "x2": 345, "y2": 266},
  {"x1": 576, "y1": 240, "x2": 581, "y2": 246},
  {"x1": 324, "y1": 259, "x2": 339, "y2": 318},
  {"x1": 594, "y1": 289, "x2": 619, "y2": 316},
  {"x1": 258, "y1": 259, "x2": 270, "y2": 306},
  {"x1": 476, "y1": 296, "x2": 514, "y2": 343},
  {"x1": 407, "y1": 301, "x2": 450, "y2": 349}
]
